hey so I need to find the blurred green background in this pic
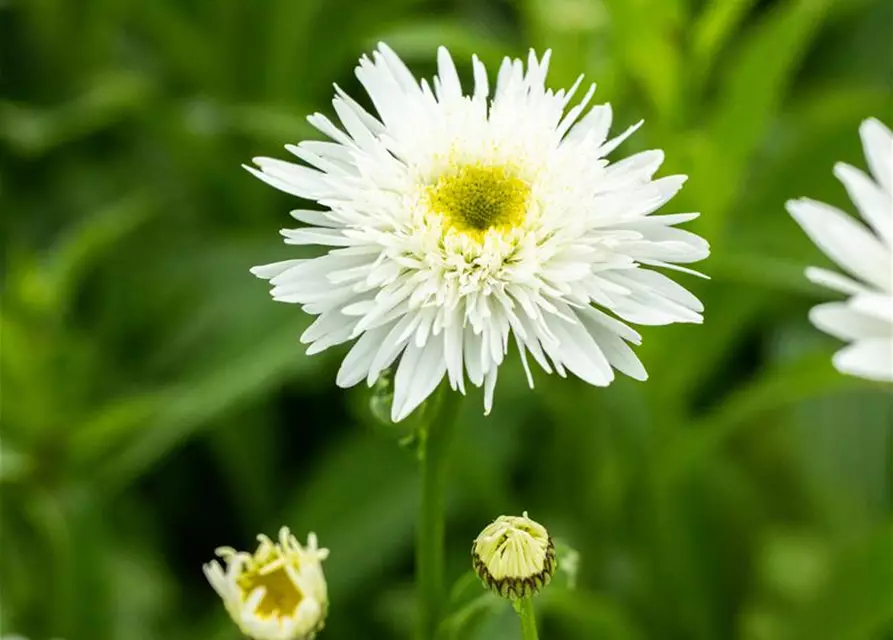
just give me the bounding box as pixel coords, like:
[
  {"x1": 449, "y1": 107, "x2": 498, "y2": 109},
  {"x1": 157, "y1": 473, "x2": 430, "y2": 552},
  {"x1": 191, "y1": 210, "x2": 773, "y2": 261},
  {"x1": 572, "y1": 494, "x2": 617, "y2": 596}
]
[{"x1": 2, "y1": 0, "x2": 892, "y2": 638}]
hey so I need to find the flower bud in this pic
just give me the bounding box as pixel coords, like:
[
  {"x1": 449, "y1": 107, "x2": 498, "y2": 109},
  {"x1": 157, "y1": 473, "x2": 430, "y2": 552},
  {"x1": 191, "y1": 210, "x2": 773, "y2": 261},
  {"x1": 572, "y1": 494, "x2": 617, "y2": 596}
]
[
  {"x1": 203, "y1": 527, "x2": 329, "y2": 640},
  {"x1": 472, "y1": 512, "x2": 556, "y2": 599}
]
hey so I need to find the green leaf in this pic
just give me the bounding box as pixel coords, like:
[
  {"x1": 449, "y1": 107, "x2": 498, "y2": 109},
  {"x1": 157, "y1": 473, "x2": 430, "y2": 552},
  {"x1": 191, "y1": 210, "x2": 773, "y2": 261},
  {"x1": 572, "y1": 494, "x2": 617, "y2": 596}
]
[
  {"x1": 599, "y1": 0, "x2": 684, "y2": 122},
  {"x1": 439, "y1": 571, "x2": 503, "y2": 640},
  {"x1": 0, "y1": 440, "x2": 33, "y2": 483},
  {"x1": 793, "y1": 523, "x2": 893, "y2": 640},
  {"x1": 661, "y1": 352, "x2": 869, "y2": 481},
  {"x1": 95, "y1": 318, "x2": 314, "y2": 491},
  {"x1": 370, "y1": 19, "x2": 515, "y2": 67},
  {"x1": 48, "y1": 192, "x2": 155, "y2": 310},
  {"x1": 1, "y1": 72, "x2": 154, "y2": 156},
  {"x1": 691, "y1": 0, "x2": 833, "y2": 242},
  {"x1": 278, "y1": 431, "x2": 418, "y2": 600},
  {"x1": 691, "y1": 0, "x2": 759, "y2": 86},
  {"x1": 542, "y1": 589, "x2": 647, "y2": 640},
  {"x1": 441, "y1": 595, "x2": 503, "y2": 640},
  {"x1": 68, "y1": 393, "x2": 160, "y2": 468}
]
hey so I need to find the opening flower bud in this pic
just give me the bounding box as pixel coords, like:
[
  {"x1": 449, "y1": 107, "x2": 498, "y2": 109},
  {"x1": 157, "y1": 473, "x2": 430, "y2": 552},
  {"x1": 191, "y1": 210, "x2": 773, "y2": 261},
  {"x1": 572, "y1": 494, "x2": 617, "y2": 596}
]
[{"x1": 203, "y1": 527, "x2": 329, "y2": 640}]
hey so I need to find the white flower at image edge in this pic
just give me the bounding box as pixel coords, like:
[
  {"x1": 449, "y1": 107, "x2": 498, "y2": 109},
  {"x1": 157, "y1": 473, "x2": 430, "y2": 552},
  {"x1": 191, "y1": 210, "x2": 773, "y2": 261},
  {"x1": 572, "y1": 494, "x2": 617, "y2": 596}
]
[
  {"x1": 203, "y1": 528, "x2": 329, "y2": 640},
  {"x1": 249, "y1": 44, "x2": 710, "y2": 421},
  {"x1": 787, "y1": 118, "x2": 893, "y2": 382}
]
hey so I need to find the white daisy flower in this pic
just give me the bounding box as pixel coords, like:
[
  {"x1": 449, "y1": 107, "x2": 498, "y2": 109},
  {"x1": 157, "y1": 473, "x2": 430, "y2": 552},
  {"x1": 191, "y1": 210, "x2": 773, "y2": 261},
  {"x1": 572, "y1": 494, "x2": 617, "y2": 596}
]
[
  {"x1": 249, "y1": 44, "x2": 710, "y2": 421},
  {"x1": 787, "y1": 118, "x2": 893, "y2": 382},
  {"x1": 203, "y1": 528, "x2": 329, "y2": 640}
]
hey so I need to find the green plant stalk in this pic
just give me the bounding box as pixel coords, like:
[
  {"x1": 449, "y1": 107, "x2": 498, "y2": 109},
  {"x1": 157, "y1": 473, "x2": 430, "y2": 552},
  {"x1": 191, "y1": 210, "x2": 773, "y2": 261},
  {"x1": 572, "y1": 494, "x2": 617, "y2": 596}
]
[
  {"x1": 514, "y1": 597, "x2": 539, "y2": 640},
  {"x1": 416, "y1": 383, "x2": 461, "y2": 640}
]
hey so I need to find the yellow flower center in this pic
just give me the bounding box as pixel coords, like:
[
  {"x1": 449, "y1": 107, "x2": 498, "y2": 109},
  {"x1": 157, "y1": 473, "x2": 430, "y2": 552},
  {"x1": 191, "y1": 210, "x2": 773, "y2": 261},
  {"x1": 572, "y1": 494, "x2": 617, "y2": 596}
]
[
  {"x1": 426, "y1": 164, "x2": 530, "y2": 236},
  {"x1": 238, "y1": 565, "x2": 303, "y2": 619}
]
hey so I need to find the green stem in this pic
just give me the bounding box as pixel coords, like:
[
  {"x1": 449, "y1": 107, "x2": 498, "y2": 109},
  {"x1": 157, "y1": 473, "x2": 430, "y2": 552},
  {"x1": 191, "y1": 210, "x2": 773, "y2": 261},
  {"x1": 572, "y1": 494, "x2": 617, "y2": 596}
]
[
  {"x1": 514, "y1": 597, "x2": 539, "y2": 640},
  {"x1": 416, "y1": 384, "x2": 461, "y2": 640}
]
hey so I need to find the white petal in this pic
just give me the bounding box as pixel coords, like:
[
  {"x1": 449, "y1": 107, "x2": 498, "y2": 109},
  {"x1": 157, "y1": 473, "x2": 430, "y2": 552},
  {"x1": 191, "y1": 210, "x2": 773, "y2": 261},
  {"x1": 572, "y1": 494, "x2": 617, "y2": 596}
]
[
  {"x1": 860, "y1": 118, "x2": 893, "y2": 195},
  {"x1": 594, "y1": 175, "x2": 687, "y2": 220},
  {"x1": 833, "y1": 163, "x2": 892, "y2": 245},
  {"x1": 391, "y1": 339, "x2": 447, "y2": 422},
  {"x1": 355, "y1": 56, "x2": 413, "y2": 135},
  {"x1": 250, "y1": 260, "x2": 302, "y2": 280},
  {"x1": 252, "y1": 157, "x2": 332, "y2": 194},
  {"x1": 435, "y1": 46, "x2": 462, "y2": 102},
  {"x1": 336, "y1": 325, "x2": 393, "y2": 388},
  {"x1": 463, "y1": 329, "x2": 485, "y2": 387},
  {"x1": 564, "y1": 103, "x2": 613, "y2": 146},
  {"x1": 444, "y1": 318, "x2": 466, "y2": 393},
  {"x1": 293, "y1": 599, "x2": 323, "y2": 631},
  {"x1": 787, "y1": 198, "x2": 891, "y2": 291},
  {"x1": 286, "y1": 143, "x2": 353, "y2": 176},
  {"x1": 640, "y1": 212, "x2": 700, "y2": 226},
  {"x1": 542, "y1": 309, "x2": 613, "y2": 386},
  {"x1": 603, "y1": 150, "x2": 664, "y2": 186},
  {"x1": 849, "y1": 293, "x2": 893, "y2": 324},
  {"x1": 604, "y1": 270, "x2": 703, "y2": 325},
  {"x1": 557, "y1": 83, "x2": 597, "y2": 138},
  {"x1": 832, "y1": 338, "x2": 893, "y2": 382},
  {"x1": 367, "y1": 313, "x2": 417, "y2": 383},
  {"x1": 483, "y1": 368, "x2": 498, "y2": 415},
  {"x1": 376, "y1": 43, "x2": 422, "y2": 95},
  {"x1": 270, "y1": 253, "x2": 371, "y2": 286},
  {"x1": 281, "y1": 228, "x2": 353, "y2": 246},
  {"x1": 471, "y1": 54, "x2": 489, "y2": 105},
  {"x1": 332, "y1": 97, "x2": 387, "y2": 157},
  {"x1": 809, "y1": 302, "x2": 890, "y2": 342},
  {"x1": 288, "y1": 209, "x2": 339, "y2": 227},
  {"x1": 624, "y1": 270, "x2": 704, "y2": 312},
  {"x1": 306, "y1": 112, "x2": 356, "y2": 148},
  {"x1": 578, "y1": 305, "x2": 642, "y2": 344},
  {"x1": 303, "y1": 312, "x2": 357, "y2": 355},
  {"x1": 577, "y1": 310, "x2": 647, "y2": 380},
  {"x1": 598, "y1": 120, "x2": 644, "y2": 157},
  {"x1": 244, "y1": 164, "x2": 320, "y2": 200},
  {"x1": 333, "y1": 84, "x2": 389, "y2": 137},
  {"x1": 804, "y1": 267, "x2": 871, "y2": 296}
]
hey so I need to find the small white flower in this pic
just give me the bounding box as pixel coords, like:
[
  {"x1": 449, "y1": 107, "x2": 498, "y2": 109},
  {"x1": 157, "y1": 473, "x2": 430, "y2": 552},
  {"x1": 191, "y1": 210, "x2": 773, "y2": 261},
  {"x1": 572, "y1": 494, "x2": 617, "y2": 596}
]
[
  {"x1": 787, "y1": 118, "x2": 893, "y2": 382},
  {"x1": 250, "y1": 44, "x2": 709, "y2": 421},
  {"x1": 203, "y1": 528, "x2": 329, "y2": 640}
]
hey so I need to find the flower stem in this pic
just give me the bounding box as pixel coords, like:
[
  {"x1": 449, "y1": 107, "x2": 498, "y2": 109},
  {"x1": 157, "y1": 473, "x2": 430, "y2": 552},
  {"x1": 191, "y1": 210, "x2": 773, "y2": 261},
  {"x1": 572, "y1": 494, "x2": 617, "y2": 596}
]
[
  {"x1": 514, "y1": 597, "x2": 540, "y2": 640},
  {"x1": 416, "y1": 383, "x2": 460, "y2": 640}
]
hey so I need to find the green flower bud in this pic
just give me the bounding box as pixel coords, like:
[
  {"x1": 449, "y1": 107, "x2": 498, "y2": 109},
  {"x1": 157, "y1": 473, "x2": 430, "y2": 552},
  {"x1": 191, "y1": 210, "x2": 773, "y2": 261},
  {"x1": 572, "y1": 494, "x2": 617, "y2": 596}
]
[{"x1": 472, "y1": 512, "x2": 556, "y2": 600}]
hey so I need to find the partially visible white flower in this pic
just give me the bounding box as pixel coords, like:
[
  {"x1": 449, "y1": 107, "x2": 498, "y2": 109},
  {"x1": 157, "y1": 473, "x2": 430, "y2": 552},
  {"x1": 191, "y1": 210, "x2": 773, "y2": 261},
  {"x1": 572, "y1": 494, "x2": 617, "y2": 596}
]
[
  {"x1": 203, "y1": 527, "x2": 329, "y2": 640},
  {"x1": 249, "y1": 44, "x2": 709, "y2": 421},
  {"x1": 787, "y1": 118, "x2": 893, "y2": 382}
]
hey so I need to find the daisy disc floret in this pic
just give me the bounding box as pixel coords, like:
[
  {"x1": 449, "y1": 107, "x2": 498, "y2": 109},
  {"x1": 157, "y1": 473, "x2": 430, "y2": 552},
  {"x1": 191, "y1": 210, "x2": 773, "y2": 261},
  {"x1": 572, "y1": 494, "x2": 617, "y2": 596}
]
[
  {"x1": 249, "y1": 44, "x2": 710, "y2": 421},
  {"x1": 472, "y1": 512, "x2": 556, "y2": 599},
  {"x1": 787, "y1": 118, "x2": 893, "y2": 382},
  {"x1": 203, "y1": 527, "x2": 329, "y2": 640}
]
